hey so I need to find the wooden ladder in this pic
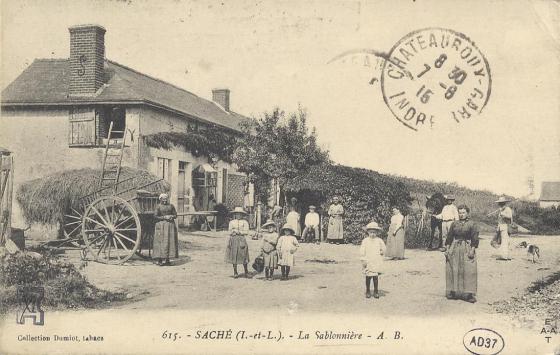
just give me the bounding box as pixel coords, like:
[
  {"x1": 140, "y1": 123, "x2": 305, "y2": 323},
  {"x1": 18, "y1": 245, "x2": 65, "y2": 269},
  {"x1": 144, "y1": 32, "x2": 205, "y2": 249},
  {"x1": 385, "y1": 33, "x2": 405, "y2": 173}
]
[{"x1": 100, "y1": 121, "x2": 126, "y2": 193}]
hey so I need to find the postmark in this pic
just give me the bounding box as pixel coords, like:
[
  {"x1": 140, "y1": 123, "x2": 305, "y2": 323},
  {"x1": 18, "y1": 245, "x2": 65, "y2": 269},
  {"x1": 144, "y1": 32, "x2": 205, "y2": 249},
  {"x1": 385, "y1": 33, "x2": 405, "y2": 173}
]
[{"x1": 381, "y1": 28, "x2": 492, "y2": 131}]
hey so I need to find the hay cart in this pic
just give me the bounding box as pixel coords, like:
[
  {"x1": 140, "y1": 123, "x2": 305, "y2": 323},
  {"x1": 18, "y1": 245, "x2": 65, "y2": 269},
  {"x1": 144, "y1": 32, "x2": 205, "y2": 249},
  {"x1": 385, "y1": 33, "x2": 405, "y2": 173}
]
[{"x1": 56, "y1": 123, "x2": 167, "y2": 264}]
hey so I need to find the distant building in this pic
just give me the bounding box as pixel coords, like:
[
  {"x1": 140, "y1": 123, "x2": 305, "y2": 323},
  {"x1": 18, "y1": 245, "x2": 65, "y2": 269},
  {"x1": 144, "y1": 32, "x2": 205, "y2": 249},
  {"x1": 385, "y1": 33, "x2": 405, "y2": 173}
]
[
  {"x1": 539, "y1": 182, "x2": 560, "y2": 208},
  {"x1": 0, "y1": 24, "x2": 252, "y2": 227}
]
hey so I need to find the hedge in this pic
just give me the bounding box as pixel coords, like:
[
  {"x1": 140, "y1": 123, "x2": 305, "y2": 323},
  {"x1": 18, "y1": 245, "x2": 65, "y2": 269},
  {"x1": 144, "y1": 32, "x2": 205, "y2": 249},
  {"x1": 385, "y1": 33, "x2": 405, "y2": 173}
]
[{"x1": 284, "y1": 164, "x2": 413, "y2": 244}]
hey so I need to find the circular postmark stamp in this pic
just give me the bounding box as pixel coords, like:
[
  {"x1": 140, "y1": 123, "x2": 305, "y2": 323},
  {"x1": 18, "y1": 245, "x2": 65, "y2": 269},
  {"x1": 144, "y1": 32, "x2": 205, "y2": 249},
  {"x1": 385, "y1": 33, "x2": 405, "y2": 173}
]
[{"x1": 381, "y1": 28, "x2": 491, "y2": 131}]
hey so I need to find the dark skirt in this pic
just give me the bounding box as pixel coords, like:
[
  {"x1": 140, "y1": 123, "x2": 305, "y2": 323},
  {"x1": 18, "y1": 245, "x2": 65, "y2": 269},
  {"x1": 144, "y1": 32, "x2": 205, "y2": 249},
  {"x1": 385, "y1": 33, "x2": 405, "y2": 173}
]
[
  {"x1": 152, "y1": 220, "x2": 179, "y2": 259},
  {"x1": 225, "y1": 234, "x2": 249, "y2": 265},
  {"x1": 446, "y1": 240, "x2": 477, "y2": 296},
  {"x1": 262, "y1": 251, "x2": 278, "y2": 269}
]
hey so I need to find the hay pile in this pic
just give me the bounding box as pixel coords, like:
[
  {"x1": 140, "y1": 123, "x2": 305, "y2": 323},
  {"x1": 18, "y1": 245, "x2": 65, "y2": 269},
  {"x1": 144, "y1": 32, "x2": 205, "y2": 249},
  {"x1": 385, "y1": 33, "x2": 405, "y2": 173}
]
[{"x1": 16, "y1": 167, "x2": 169, "y2": 226}]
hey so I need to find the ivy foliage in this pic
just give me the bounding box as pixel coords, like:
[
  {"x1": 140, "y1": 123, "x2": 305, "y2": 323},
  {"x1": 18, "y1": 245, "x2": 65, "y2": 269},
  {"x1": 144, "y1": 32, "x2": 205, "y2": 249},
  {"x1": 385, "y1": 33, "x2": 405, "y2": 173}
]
[
  {"x1": 143, "y1": 125, "x2": 238, "y2": 163},
  {"x1": 284, "y1": 164, "x2": 413, "y2": 244}
]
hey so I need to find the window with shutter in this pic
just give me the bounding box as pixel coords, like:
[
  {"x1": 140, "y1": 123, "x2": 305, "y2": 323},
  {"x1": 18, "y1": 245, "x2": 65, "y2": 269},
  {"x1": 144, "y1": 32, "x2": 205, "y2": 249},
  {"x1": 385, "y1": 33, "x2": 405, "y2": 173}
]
[{"x1": 68, "y1": 108, "x2": 97, "y2": 147}]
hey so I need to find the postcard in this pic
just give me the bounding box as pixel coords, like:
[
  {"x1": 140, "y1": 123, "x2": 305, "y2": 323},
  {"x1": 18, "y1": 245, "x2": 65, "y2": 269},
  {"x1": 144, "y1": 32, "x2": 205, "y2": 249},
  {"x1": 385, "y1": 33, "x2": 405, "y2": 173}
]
[{"x1": 1, "y1": 1, "x2": 559, "y2": 354}]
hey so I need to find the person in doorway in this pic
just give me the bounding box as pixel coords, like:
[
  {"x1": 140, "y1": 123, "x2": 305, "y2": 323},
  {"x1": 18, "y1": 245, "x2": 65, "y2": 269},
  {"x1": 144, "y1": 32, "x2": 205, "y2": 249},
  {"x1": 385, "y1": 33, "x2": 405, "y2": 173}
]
[
  {"x1": 435, "y1": 195, "x2": 459, "y2": 251},
  {"x1": 386, "y1": 207, "x2": 405, "y2": 260},
  {"x1": 204, "y1": 194, "x2": 217, "y2": 230},
  {"x1": 443, "y1": 205, "x2": 479, "y2": 303},
  {"x1": 225, "y1": 231, "x2": 250, "y2": 278},
  {"x1": 327, "y1": 196, "x2": 344, "y2": 243},
  {"x1": 270, "y1": 203, "x2": 283, "y2": 233},
  {"x1": 277, "y1": 224, "x2": 300, "y2": 281},
  {"x1": 360, "y1": 222, "x2": 386, "y2": 299},
  {"x1": 208, "y1": 194, "x2": 217, "y2": 211},
  {"x1": 301, "y1": 205, "x2": 320, "y2": 244},
  {"x1": 495, "y1": 196, "x2": 513, "y2": 261},
  {"x1": 261, "y1": 230, "x2": 279, "y2": 281},
  {"x1": 228, "y1": 207, "x2": 250, "y2": 235},
  {"x1": 302, "y1": 205, "x2": 320, "y2": 244},
  {"x1": 153, "y1": 193, "x2": 179, "y2": 266},
  {"x1": 285, "y1": 206, "x2": 301, "y2": 238}
]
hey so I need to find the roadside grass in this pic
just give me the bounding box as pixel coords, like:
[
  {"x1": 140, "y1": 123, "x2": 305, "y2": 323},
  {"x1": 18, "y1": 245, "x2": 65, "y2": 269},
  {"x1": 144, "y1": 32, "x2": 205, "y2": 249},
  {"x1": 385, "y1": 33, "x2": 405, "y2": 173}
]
[{"x1": 0, "y1": 248, "x2": 127, "y2": 315}]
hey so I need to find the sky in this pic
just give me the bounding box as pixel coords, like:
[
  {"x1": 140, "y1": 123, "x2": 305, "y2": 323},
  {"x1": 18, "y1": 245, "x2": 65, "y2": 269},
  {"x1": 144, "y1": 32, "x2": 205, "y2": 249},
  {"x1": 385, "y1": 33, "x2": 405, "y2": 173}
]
[{"x1": 1, "y1": 0, "x2": 559, "y2": 198}]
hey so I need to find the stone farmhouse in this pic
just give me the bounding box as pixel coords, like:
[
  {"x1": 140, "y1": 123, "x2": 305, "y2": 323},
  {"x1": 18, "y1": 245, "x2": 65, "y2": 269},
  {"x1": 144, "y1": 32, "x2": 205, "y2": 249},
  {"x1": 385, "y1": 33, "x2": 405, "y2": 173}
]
[
  {"x1": 539, "y1": 181, "x2": 560, "y2": 208},
  {"x1": 0, "y1": 24, "x2": 253, "y2": 227}
]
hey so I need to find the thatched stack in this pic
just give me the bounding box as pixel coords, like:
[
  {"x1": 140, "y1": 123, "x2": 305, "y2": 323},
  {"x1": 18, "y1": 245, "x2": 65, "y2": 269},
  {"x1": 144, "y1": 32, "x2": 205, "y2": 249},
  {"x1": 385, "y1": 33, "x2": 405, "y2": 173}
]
[{"x1": 16, "y1": 167, "x2": 169, "y2": 226}]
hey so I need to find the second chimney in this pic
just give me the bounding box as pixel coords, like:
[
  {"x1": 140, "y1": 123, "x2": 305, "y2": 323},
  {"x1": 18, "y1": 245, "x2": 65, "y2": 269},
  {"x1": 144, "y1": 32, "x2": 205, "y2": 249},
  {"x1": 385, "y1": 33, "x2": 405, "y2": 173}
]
[
  {"x1": 212, "y1": 89, "x2": 230, "y2": 112},
  {"x1": 68, "y1": 24, "x2": 106, "y2": 97}
]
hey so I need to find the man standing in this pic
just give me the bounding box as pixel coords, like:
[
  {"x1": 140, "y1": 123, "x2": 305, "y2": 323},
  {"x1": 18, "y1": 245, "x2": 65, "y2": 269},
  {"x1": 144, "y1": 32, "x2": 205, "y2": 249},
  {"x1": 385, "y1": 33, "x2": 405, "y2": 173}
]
[
  {"x1": 435, "y1": 195, "x2": 459, "y2": 251},
  {"x1": 495, "y1": 196, "x2": 513, "y2": 261},
  {"x1": 302, "y1": 205, "x2": 320, "y2": 244}
]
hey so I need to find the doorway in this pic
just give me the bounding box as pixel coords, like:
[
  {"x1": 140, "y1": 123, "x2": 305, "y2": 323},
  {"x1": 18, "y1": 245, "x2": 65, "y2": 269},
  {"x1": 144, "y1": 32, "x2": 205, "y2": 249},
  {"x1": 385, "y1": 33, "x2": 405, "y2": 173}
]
[{"x1": 177, "y1": 161, "x2": 192, "y2": 226}]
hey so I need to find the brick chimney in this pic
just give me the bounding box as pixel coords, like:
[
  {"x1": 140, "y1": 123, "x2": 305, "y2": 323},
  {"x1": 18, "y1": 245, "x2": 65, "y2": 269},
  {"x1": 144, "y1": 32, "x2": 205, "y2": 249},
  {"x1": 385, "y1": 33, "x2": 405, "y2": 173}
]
[
  {"x1": 68, "y1": 25, "x2": 106, "y2": 96},
  {"x1": 212, "y1": 89, "x2": 230, "y2": 112}
]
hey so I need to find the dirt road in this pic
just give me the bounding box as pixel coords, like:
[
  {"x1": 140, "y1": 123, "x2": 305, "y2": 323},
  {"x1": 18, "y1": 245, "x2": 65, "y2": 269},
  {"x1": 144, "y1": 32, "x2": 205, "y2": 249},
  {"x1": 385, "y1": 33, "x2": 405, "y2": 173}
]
[{"x1": 71, "y1": 231, "x2": 560, "y2": 318}]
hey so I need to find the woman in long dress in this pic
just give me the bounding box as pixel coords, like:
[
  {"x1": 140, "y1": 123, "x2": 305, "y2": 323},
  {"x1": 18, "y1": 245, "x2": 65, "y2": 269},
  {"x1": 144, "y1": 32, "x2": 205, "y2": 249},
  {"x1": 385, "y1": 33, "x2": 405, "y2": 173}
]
[
  {"x1": 444, "y1": 204, "x2": 479, "y2": 303},
  {"x1": 327, "y1": 196, "x2": 344, "y2": 243},
  {"x1": 277, "y1": 224, "x2": 299, "y2": 281},
  {"x1": 285, "y1": 207, "x2": 301, "y2": 238},
  {"x1": 152, "y1": 193, "x2": 179, "y2": 266},
  {"x1": 386, "y1": 207, "x2": 405, "y2": 260}
]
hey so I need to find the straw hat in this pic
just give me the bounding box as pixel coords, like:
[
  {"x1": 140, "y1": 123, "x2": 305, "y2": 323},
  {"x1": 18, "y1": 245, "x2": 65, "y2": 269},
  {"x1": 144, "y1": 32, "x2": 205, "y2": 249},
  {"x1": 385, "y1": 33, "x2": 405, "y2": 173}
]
[
  {"x1": 495, "y1": 196, "x2": 511, "y2": 203},
  {"x1": 309, "y1": 205, "x2": 316, "y2": 210},
  {"x1": 261, "y1": 220, "x2": 276, "y2": 229},
  {"x1": 231, "y1": 206, "x2": 248, "y2": 215},
  {"x1": 365, "y1": 222, "x2": 382, "y2": 231},
  {"x1": 158, "y1": 193, "x2": 169, "y2": 201},
  {"x1": 280, "y1": 223, "x2": 295, "y2": 235},
  {"x1": 444, "y1": 194, "x2": 455, "y2": 200}
]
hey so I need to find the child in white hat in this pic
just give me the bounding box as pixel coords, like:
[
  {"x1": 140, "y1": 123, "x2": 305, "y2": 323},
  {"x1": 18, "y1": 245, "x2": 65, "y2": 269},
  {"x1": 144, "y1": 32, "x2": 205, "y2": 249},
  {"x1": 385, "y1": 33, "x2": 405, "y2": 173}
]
[
  {"x1": 277, "y1": 224, "x2": 300, "y2": 280},
  {"x1": 360, "y1": 222, "x2": 386, "y2": 298}
]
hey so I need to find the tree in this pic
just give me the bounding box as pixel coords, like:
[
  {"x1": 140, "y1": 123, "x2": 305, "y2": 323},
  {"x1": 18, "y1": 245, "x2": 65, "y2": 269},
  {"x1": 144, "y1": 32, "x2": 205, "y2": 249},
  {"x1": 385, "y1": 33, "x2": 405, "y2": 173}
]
[{"x1": 233, "y1": 107, "x2": 330, "y2": 202}]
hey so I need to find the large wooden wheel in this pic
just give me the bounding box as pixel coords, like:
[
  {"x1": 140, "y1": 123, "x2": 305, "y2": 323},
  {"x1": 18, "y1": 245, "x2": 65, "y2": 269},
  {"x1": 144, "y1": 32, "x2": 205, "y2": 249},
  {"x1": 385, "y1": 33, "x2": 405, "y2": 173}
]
[
  {"x1": 63, "y1": 206, "x2": 86, "y2": 243},
  {"x1": 82, "y1": 196, "x2": 141, "y2": 264}
]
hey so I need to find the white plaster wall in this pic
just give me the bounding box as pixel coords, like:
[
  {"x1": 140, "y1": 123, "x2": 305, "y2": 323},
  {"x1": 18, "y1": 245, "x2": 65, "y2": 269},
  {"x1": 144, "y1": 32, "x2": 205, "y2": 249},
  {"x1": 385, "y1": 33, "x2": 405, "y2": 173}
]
[
  {"x1": 0, "y1": 105, "x2": 246, "y2": 228},
  {"x1": 137, "y1": 106, "x2": 245, "y2": 207},
  {"x1": 539, "y1": 201, "x2": 560, "y2": 208},
  {"x1": 0, "y1": 108, "x2": 139, "y2": 227}
]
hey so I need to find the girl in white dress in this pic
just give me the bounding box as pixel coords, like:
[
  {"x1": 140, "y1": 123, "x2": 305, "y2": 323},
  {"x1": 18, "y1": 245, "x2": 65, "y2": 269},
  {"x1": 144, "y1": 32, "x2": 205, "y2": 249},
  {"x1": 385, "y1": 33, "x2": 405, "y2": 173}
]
[
  {"x1": 277, "y1": 224, "x2": 300, "y2": 280},
  {"x1": 360, "y1": 222, "x2": 386, "y2": 299}
]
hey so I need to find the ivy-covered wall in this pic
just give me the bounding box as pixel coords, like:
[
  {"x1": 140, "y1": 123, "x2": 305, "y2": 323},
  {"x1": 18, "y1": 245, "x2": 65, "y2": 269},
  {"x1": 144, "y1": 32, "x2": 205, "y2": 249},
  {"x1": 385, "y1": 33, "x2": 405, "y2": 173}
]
[{"x1": 284, "y1": 164, "x2": 413, "y2": 244}]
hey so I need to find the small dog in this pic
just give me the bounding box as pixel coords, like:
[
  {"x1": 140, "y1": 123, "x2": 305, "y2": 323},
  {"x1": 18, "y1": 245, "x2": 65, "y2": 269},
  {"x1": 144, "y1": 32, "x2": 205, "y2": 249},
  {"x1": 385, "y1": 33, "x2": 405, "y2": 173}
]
[{"x1": 517, "y1": 241, "x2": 540, "y2": 263}]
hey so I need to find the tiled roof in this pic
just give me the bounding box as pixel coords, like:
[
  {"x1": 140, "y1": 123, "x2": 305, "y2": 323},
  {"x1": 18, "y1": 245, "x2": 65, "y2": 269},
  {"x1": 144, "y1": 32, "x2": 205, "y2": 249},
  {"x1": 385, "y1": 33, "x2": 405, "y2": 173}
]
[
  {"x1": 1, "y1": 59, "x2": 249, "y2": 131},
  {"x1": 540, "y1": 181, "x2": 560, "y2": 201}
]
